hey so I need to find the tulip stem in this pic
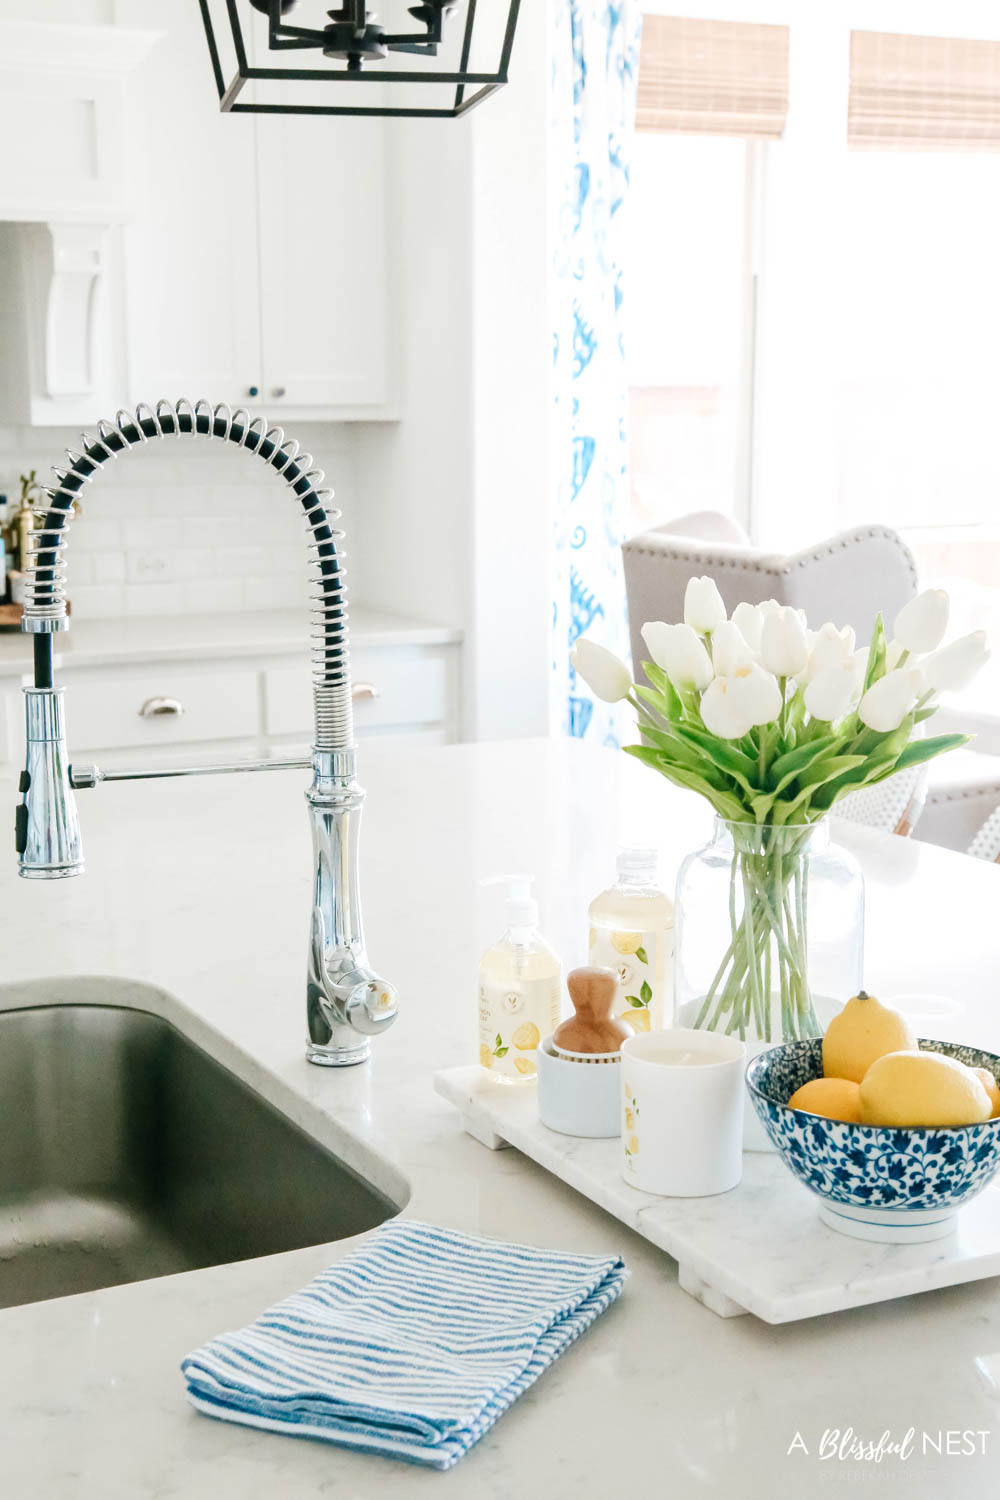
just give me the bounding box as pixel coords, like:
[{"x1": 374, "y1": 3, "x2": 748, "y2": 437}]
[{"x1": 694, "y1": 825, "x2": 821, "y2": 1042}]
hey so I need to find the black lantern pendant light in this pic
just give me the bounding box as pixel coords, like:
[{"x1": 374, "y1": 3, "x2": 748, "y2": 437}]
[{"x1": 199, "y1": 0, "x2": 521, "y2": 119}]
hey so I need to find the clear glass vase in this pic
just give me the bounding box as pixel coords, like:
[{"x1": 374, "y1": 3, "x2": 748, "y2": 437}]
[{"x1": 674, "y1": 818, "x2": 864, "y2": 1044}]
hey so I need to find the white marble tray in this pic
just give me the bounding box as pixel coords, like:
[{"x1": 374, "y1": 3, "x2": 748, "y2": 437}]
[{"x1": 434, "y1": 1066, "x2": 1000, "y2": 1324}]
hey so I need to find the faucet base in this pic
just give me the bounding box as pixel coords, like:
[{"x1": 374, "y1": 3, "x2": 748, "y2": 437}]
[{"x1": 306, "y1": 1038, "x2": 372, "y2": 1067}]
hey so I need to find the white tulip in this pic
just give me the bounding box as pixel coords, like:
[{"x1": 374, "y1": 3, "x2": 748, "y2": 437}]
[
  {"x1": 732, "y1": 600, "x2": 764, "y2": 651},
  {"x1": 804, "y1": 656, "x2": 865, "y2": 721},
  {"x1": 893, "y1": 589, "x2": 950, "y2": 656},
  {"x1": 684, "y1": 576, "x2": 727, "y2": 634},
  {"x1": 699, "y1": 676, "x2": 755, "y2": 740},
  {"x1": 760, "y1": 605, "x2": 810, "y2": 678},
  {"x1": 642, "y1": 621, "x2": 713, "y2": 691},
  {"x1": 923, "y1": 630, "x2": 991, "y2": 694},
  {"x1": 729, "y1": 662, "x2": 784, "y2": 726},
  {"x1": 885, "y1": 639, "x2": 905, "y2": 672},
  {"x1": 639, "y1": 621, "x2": 672, "y2": 672},
  {"x1": 803, "y1": 622, "x2": 856, "y2": 682},
  {"x1": 711, "y1": 619, "x2": 755, "y2": 677},
  {"x1": 857, "y1": 669, "x2": 917, "y2": 733},
  {"x1": 571, "y1": 638, "x2": 632, "y2": 703},
  {"x1": 700, "y1": 664, "x2": 782, "y2": 739}
]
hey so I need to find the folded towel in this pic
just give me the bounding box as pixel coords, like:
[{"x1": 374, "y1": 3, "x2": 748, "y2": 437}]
[{"x1": 181, "y1": 1218, "x2": 627, "y2": 1470}]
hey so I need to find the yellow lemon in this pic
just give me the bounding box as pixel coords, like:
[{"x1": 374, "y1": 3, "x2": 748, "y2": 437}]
[
  {"x1": 512, "y1": 1021, "x2": 540, "y2": 1051},
  {"x1": 822, "y1": 991, "x2": 917, "y2": 1084},
  {"x1": 513, "y1": 1054, "x2": 537, "y2": 1077},
  {"x1": 624, "y1": 1107, "x2": 635, "y2": 1131},
  {"x1": 626, "y1": 1134, "x2": 639, "y2": 1155},
  {"x1": 859, "y1": 1050, "x2": 992, "y2": 1128},
  {"x1": 619, "y1": 1007, "x2": 650, "y2": 1033},
  {"x1": 787, "y1": 1077, "x2": 862, "y2": 1124},
  {"x1": 611, "y1": 931, "x2": 642, "y2": 955},
  {"x1": 479, "y1": 1043, "x2": 492, "y2": 1069},
  {"x1": 973, "y1": 1067, "x2": 1000, "y2": 1119}
]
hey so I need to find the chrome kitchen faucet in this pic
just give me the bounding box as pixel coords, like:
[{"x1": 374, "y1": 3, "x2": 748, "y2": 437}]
[{"x1": 15, "y1": 398, "x2": 397, "y2": 1066}]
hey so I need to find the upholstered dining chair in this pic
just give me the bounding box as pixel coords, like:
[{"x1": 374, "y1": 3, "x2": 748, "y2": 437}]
[
  {"x1": 622, "y1": 512, "x2": 918, "y2": 675},
  {"x1": 968, "y1": 805, "x2": 1000, "y2": 862},
  {"x1": 621, "y1": 512, "x2": 923, "y2": 837}
]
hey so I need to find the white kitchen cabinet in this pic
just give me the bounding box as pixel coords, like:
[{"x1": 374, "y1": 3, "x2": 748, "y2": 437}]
[
  {"x1": 119, "y1": 3, "x2": 390, "y2": 418},
  {"x1": 0, "y1": 611, "x2": 461, "y2": 770}
]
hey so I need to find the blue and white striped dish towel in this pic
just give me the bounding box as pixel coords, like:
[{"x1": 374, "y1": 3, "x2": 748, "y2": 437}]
[{"x1": 181, "y1": 1218, "x2": 627, "y2": 1470}]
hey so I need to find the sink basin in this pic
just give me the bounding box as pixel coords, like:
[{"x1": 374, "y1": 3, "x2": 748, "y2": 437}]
[{"x1": 0, "y1": 1004, "x2": 397, "y2": 1310}]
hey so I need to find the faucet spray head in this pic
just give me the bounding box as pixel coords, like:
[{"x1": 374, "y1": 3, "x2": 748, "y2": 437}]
[{"x1": 17, "y1": 687, "x2": 83, "y2": 879}]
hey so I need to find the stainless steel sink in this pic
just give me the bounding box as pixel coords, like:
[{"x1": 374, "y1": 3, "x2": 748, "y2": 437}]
[{"x1": 0, "y1": 1004, "x2": 397, "y2": 1310}]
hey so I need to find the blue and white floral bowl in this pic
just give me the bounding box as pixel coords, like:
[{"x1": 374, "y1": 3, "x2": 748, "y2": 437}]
[{"x1": 746, "y1": 1038, "x2": 1000, "y2": 1243}]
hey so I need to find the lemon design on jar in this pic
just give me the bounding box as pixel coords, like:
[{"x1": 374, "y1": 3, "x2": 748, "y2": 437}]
[
  {"x1": 512, "y1": 1021, "x2": 541, "y2": 1051},
  {"x1": 623, "y1": 1082, "x2": 639, "y2": 1167},
  {"x1": 611, "y1": 931, "x2": 643, "y2": 956}
]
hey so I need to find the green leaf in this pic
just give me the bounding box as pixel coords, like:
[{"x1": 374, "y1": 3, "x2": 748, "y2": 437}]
[
  {"x1": 623, "y1": 746, "x2": 751, "y2": 821},
  {"x1": 863, "y1": 614, "x2": 887, "y2": 690},
  {"x1": 494, "y1": 1046, "x2": 509, "y2": 1058},
  {"x1": 890, "y1": 733, "x2": 970, "y2": 772},
  {"x1": 640, "y1": 979, "x2": 653, "y2": 1004},
  {"x1": 772, "y1": 756, "x2": 869, "y2": 821},
  {"x1": 634, "y1": 946, "x2": 649, "y2": 965},
  {"x1": 640, "y1": 661, "x2": 684, "y2": 722},
  {"x1": 495, "y1": 1034, "x2": 502, "y2": 1048},
  {"x1": 768, "y1": 734, "x2": 844, "y2": 796},
  {"x1": 626, "y1": 995, "x2": 647, "y2": 1009},
  {"x1": 750, "y1": 791, "x2": 777, "y2": 821},
  {"x1": 809, "y1": 752, "x2": 900, "y2": 811},
  {"x1": 672, "y1": 724, "x2": 761, "y2": 795}
]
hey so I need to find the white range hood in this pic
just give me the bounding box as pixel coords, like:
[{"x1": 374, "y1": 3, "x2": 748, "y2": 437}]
[{"x1": 0, "y1": 21, "x2": 161, "y2": 425}]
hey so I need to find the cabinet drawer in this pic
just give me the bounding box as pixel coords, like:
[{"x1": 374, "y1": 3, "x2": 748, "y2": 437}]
[
  {"x1": 66, "y1": 666, "x2": 260, "y2": 751},
  {"x1": 265, "y1": 648, "x2": 447, "y2": 738}
]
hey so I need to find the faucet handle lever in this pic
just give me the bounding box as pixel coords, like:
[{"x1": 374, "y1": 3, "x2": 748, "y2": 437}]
[{"x1": 308, "y1": 906, "x2": 398, "y2": 1046}]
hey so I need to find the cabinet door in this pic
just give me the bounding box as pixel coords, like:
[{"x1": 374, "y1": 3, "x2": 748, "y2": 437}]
[
  {"x1": 119, "y1": 3, "x2": 263, "y2": 410},
  {"x1": 254, "y1": 109, "x2": 389, "y2": 411}
]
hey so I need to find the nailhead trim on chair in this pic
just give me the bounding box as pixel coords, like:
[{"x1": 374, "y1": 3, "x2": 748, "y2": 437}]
[
  {"x1": 926, "y1": 783, "x2": 1000, "y2": 806},
  {"x1": 623, "y1": 526, "x2": 919, "y2": 590}
]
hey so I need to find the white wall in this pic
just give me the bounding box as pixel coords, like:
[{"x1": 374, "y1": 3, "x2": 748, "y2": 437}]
[{"x1": 353, "y1": 0, "x2": 554, "y2": 741}]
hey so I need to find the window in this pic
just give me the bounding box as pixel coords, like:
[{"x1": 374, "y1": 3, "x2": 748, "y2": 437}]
[{"x1": 626, "y1": 8, "x2": 1000, "y2": 711}]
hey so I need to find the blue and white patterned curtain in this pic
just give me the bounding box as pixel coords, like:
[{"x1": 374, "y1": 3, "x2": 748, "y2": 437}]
[{"x1": 551, "y1": 1, "x2": 642, "y2": 744}]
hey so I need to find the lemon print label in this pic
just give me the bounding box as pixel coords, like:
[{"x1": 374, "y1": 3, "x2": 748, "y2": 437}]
[
  {"x1": 478, "y1": 978, "x2": 558, "y2": 1083},
  {"x1": 623, "y1": 1081, "x2": 640, "y2": 1174},
  {"x1": 589, "y1": 925, "x2": 673, "y2": 1032}
]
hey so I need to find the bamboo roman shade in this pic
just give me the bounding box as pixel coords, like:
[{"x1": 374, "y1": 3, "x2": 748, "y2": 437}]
[
  {"x1": 850, "y1": 30, "x2": 1000, "y2": 150},
  {"x1": 636, "y1": 16, "x2": 789, "y2": 139}
]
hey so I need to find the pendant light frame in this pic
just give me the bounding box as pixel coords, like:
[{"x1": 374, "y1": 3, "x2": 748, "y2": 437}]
[{"x1": 199, "y1": 0, "x2": 521, "y2": 119}]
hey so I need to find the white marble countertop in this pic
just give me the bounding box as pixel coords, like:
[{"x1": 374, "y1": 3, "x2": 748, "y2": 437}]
[
  {"x1": 2, "y1": 738, "x2": 1000, "y2": 1499},
  {"x1": 0, "y1": 606, "x2": 462, "y2": 676}
]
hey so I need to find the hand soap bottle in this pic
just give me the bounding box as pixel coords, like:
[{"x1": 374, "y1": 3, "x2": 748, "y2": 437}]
[
  {"x1": 479, "y1": 878, "x2": 561, "y2": 1083},
  {"x1": 588, "y1": 848, "x2": 674, "y2": 1032}
]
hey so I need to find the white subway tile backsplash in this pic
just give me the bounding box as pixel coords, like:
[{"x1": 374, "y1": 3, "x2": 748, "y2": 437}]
[
  {"x1": 124, "y1": 584, "x2": 186, "y2": 615},
  {"x1": 181, "y1": 579, "x2": 245, "y2": 613},
  {"x1": 92, "y1": 552, "x2": 126, "y2": 585},
  {"x1": 3, "y1": 423, "x2": 359, "y2": 621},
  {"x1": 69, "y1": 584, "x2": 126, "y2": 619},
  {"x1": 122, "y1": 517, "x2": 183, "y2": 551},
  {"x1": 71, "y1": 553, "x2": 95, "y2": 586},
  {"x1": 174, "y1": 549, "x2": 217, "y2": 580},
  {"x1": 242, "y1": 576, "x2": 306, "y2": 611},
  {"x1": 72, "y1": 518, "x2": 123, "y2": 555}
]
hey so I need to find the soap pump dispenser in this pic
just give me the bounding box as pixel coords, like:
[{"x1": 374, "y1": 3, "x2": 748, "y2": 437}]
[{"x1": 478, "y1": 877, "x2": 561, "y2": 1083}]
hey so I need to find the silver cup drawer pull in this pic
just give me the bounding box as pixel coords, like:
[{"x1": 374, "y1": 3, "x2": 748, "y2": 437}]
[
  {"x1": 352, "y1": 682, "x2": 379, "y2": 702},
  {"x1": 139, "y1": 696, "x2": 185, "y2": 718}
]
